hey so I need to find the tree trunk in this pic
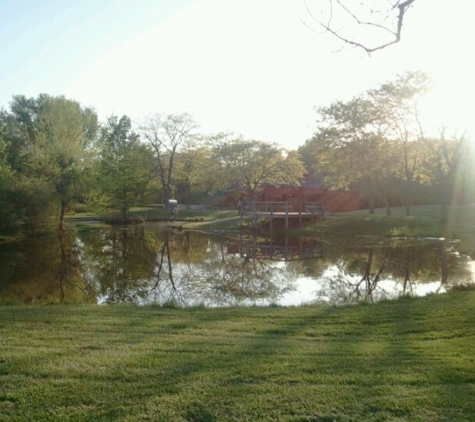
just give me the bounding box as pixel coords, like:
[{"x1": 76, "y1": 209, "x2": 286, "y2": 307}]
[
  {"x1": 403, "y1": 150, "x2": 414, "y2": 216},
  {"x1": 59, "y1": 200, "x2": 66, "y2": 232},
  {"x1": 122, "y1": 186, "x2": 128, "y2": 221},
  {"x1": 368, "y1": 177, "x2": 375, "y2": 214},
  {"x1": 368, "y1": 192, "x2": 375, "y2": 215},
  {"x1": 384, "y1": 197, "x2": 392, "y2": 216},
  {"x1": 404, "y1": 182, "x2": 412, "y2": 216},
  {"x1": 57, "y1": 230, "x2": 67, "y2": 302},
  {"x1": 404, "y1": 178, "x2": 412, "y2": 216},
  {"x1": 163, "y1": 185, "x2": 171, "y2": 206},
  {"x1": 440, "y1": 179, "x2": 450, "y2": 225}
]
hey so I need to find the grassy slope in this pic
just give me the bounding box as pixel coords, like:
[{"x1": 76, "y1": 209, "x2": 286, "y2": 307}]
[
  {"x1": 65, "y1": 204, "x2": 475, "y2": 239},
  {"x1": 66, "y1": 207, "x2": 242, "y2": 231},
  {"x1": 296, "y1": 204, "x2": 475, "y2": 240},
  {"x1": 170, "y1": 204, "x2": 475, "y2": 238},
  {"x1": 1, "y1": 291, "x2": 475, "y2": 421}
]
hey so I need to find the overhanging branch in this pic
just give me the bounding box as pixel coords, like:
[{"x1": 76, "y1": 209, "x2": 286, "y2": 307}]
[{"x1": 304, "y1": 0, "x2": 417, "y2": 54}]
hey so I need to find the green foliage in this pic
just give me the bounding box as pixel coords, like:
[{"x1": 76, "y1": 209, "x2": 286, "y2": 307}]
[
  {"x1": 1, "y1": 291, "x2": 475, "y2": 420},
  {"x1": 32, "y1": 97, "x2": 99, "y2": 222},
  {"x1": 309, "y1": 95, "x2": 399, "y2": 214},
  {"x1": 141, "y1": 113, "x2": 198, "y2": 203},
  {"x1": 173, "y1": 137, "x2": 221, "y2": 204},
  {"x1": 0, "y1": 94, "x2": 99, "y2": 231},
  {"x1": 419, "y1": 130, "x2": 472, "y2": 223},
  {"x1": 213, "y1": 138, "x2": 306, "y2": 198},
  {"x1": 98, "y1": 115, "x2": 154, "y2": 219},
  {"x1": 389, "y1": 224, "x2": 417, "y2": 237},
  {"x1": 301, "y1": 71, "x2": 474, "y2": 219}
]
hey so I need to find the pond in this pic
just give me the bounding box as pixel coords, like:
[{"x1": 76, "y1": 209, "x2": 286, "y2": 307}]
[{"x1": 0, "y1": 223, "x2": 473, "y2": 306}]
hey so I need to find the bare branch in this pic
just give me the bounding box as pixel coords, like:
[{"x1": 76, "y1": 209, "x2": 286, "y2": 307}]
[{"x1": 305, "y1": 0, "x2": 417, "y2": 54}]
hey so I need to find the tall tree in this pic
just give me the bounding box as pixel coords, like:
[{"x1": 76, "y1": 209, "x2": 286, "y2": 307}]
[
  {"x1": 173, "y1": 141, "x2": 219, "y2": 205},
  {"x1": 0, "y1": 113, "x2": 15, "y2": 231},
  {"x1": 141, "y1": 113, "x2": 198, "y2": 205},
  {"x1": 31, "y1": 96, "x2": 99, "y2": 230},
  {"x1": 312, "y1": 97, "x2": 397, "y2": 214},
  {"x1": 2, "y1": 95, "x2": 99, "y2": 230},
  {"x1": 420, "y1": 128, "x2": 470, "y2": 224},
  {"x1": 99, "y1": 115, "x2": 154, "y2": 220},
  {"x1": 369, "y1": 71, "x2": 431, "y2": 215}
]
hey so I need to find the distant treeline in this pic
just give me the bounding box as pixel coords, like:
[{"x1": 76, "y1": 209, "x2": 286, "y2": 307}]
[{"x1": 0, "y1": 72, "x2": 473, "y2": 232}]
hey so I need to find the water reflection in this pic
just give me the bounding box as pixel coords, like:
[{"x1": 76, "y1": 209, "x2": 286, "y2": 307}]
[
  {"x1": 0, "y1": 225, "x2": 473, "y2": 306},
  {"x1": 145, "y1": 231, "x2": 294, "y2": 306},
  {"x1": 313, "y1": 240, "x2": 473, "y2": 304},
  {"x1": 0, "y1": 230, "x2": 96, "y2": 304},
  {"x1": 228, "y1": 234, "x2": 324, "y2": 261}
]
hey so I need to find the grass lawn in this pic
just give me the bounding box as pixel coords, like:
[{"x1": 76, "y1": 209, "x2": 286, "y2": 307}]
[
  {"x1": 66, "y1": 207, "x2": 241, "y2": 231},
  {"x1": 300, "y1": 204, "x2": 475, "y2": 240},
  {"x1": 346, "y1": 204, "x2": 475, "y2": 226},
  {"x1": 1, "y1": 291, "x2": 475, "y2": 421},
  {"x1": 65, "y1": 204, "x2": 475, "y2": 241}
]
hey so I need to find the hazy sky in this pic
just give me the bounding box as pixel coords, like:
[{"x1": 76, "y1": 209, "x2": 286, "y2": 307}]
[{"x1": 1, "y1": 0, "x2": 474, "y2": 149}]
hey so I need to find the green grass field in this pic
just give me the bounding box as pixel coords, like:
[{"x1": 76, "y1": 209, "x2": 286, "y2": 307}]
[
  {"x1": 66, "y1": 206, "x2": 240, "y2": 230},
  {"x1": 1, "y1": 290, "x2": 475, "y2": 421},
  {"x1": 298, "y1": 204, "x2": 475, "y2": 240},
  {"x1": 347, "y1": 204, "x2": 475, "y2": 225},
  {"x1": 65, "y1": 204, "x2": 475, "y2": 241}
]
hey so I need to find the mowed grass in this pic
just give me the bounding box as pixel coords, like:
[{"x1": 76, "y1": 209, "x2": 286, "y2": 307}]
[
  {"x1": 67, "y1": 206, "x2": 242, "y2": 231},
  {"x1": 66, "y1": 204, "x2": 475, "y2": 240},
  {"x1": 303, "y1": 204, "x2": 475, "y2": 240},
  {"x1": 1, "y1": 291, "x2": 475, "y2": 421},
  {"x1": 347, "y1": 204, "x2": 475, "y2": 227}
]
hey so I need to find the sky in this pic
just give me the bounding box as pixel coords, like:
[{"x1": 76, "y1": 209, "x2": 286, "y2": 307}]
[{"x1": 1, "y1": 0, "x2": 474, "y2": 149}]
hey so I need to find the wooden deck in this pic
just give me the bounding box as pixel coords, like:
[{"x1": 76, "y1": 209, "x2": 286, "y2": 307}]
[{"x1": 239, "y1": 201, "x2": 324, "y2": 229}]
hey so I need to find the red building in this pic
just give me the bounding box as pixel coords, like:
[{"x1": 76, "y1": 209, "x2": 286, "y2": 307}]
[{"x1": 258, "y1": 186, "x2": 361, "y2": 213}]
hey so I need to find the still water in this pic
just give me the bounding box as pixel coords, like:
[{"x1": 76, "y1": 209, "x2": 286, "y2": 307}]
[{"x1": 0, "y1": 223, "x2": 473, "y2": 306}]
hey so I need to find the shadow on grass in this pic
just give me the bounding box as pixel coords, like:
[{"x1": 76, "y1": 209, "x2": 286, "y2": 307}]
[{"x1": 2, "y1": 293, "x2": 475, "y2": 421}]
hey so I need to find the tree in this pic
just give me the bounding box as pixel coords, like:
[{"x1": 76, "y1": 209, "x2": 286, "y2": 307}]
[
  {"x1": 303, "y1": 72, "x2": 435, "y2": 215},
  {"x1": 420, "y1": 128, "x2": 470, "y2": 224},
  {"x1": 0, "y1": 113, "x2": 16, "y2": 231},
  {"x1": 173, "y1": 140, "x2": 220, "y2": 205},
  {"x1": 311, "y1": 96, "x2": 398, "y2": 214},
  {"x1": 99, "y1": 115, "x2": 154, "y2": 220},
  {"x1": 368, "y1": 71, "x2": 431, "y2": 215},
  {"x1": 140, "y1": 113, "x2": 198, "y2": 205},
  {"x1": 31, "y1": 96, "x2": 99, "y2": 230},
  {"x1": 1, "y1": 95, "x2": 99, "y2": 231},
  {"x1": 213, "y1": 138, "x2": 306, "y2": 199},
  {"x1": 304, "y1": 0, "x2": 417, "y2": 54}
]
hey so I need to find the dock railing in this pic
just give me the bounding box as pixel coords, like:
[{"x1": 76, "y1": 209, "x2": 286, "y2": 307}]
[{"x1": 239, "y1": 201, "x2": 324, "y2": 229}]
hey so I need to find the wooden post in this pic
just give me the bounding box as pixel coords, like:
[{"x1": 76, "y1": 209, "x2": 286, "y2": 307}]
[
  {"x1": 285, "y1": 233, "x2": 289, "y2": 260},
  {"x1": 270, "y1": 202, "x2": 273, "y2": 231},
  {"x1": 269, "y1": 231, "x2": 274, "y2": 259},
  {"x1": 285, "y1": 203, "x2": 289, "y2": 230}
]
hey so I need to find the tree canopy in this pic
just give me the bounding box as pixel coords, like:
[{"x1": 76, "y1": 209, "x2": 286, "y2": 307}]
[
  {"x1": 0, "y1": 77, "x2": 473, "y2": 235},
  {"x1": 213, "y1": 138, "x2": 306, "y2": 199},
  {"x1": 1, "y1": 94, "x2": 99, "y2": 230}
]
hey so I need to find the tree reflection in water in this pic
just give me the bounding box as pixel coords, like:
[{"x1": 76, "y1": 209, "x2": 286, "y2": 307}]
[
  {"x1": 0, "y1": 226, "x2": 473, "y2": 305},
  {"x1": 148, "y1": 231, "x2": 295, "y2": 306},
  {"x1": 0, "y1": 229, "x2": 95, "y2": 303},
  {"x1": 315, "y1": 239, "x2": 473, "y2": 304}
]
